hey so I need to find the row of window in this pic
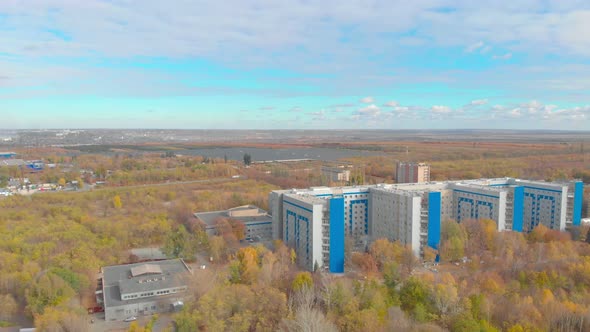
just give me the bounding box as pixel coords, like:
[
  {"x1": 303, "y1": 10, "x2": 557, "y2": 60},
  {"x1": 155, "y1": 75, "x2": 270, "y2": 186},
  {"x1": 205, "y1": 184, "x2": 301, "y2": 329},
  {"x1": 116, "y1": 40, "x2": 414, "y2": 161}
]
[
  {"x1": 122, "y1": 292, "x2": 153, "y2": 300},
  {"x1": 123, "y1": 286, "x2": 187, "y2": 301}
]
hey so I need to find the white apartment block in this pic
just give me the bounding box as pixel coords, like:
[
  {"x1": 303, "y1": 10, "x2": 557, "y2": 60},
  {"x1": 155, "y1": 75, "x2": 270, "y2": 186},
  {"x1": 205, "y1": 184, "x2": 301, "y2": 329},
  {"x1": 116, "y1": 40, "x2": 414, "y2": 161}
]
[{"x1": 270, "y1": 178, "x2": 584, "y2": 272}]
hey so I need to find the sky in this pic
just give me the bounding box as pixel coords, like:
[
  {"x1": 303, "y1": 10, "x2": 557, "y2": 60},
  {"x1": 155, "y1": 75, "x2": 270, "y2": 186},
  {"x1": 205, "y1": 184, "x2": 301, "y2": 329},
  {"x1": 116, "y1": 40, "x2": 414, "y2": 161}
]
[{"x1": 1, "y1": 1, "x2": 590, "y2": 130}]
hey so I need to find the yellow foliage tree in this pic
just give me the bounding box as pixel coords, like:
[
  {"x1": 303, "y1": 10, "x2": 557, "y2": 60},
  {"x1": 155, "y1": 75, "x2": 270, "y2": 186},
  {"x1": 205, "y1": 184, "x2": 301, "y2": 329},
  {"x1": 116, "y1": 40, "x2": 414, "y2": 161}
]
[
  {"x1": 236, "y1": 247, "x2": 260, "y2": 284},
  {"x1": 112, "y1": 195, "x2": 122, "y2": 209},
  {"x1": 292, "y1": 272, "x2": 313, "y2": 291}
]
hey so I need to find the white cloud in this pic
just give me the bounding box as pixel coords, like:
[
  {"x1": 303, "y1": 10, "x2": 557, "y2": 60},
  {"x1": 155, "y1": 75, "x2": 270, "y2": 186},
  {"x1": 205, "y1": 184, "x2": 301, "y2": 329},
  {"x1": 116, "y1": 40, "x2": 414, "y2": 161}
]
[
  {"x1": 329, "y1": 103, "x2": 355, "y2": 108},
  {"x1": 553, "y1": 106, "x2": 590, "y2": 120},
  {"x1": 2, "y1": 2, "x2": 590, "y2": 61},
  {"x1": 465, "y1": 41, "x2": 484, "y2": 53},
  {"x1": 508, "y1": 108, "x2": 522, "y2": 118},
  {"x1": 488, "y1": 101, "x2": 590, "y2": 121},
  {"x1": 383, "y1": 100, "x2": 399, "y2": 107},
  {"x1": 470, "y1": 99, "x2": 488, "y2": 106},
  {"x1": 431, "y1": 105, "x2": 452, "y2": 114},
  {"x1": 556, "y1": 11, "x2": 590, "y2": 56},
  {"x1": 522, "y1": 100, "x2": 542, "y2": 114},
  {"x1": 354, "y1": 104, "x2": 382, "y2": 119},
  {"x1": 360, "y1": 96, "x2": 375, "y2": 104},
  {"x1": 309, "y1": 110, "x2": 326, "y2": 120},
  {"x1": 492, "y1": 53, "x2": 512, "y2": 60},
  {"x1": 2, "y1": 2, "x2": 590, "y2": 104}
]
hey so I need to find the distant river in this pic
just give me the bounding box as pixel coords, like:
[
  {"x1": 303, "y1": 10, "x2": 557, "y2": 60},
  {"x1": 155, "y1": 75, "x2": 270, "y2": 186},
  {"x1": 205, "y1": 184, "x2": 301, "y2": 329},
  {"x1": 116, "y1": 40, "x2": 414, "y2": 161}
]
[{"x1": 181, "y1": 147, "x2": 382, "y2": 162}]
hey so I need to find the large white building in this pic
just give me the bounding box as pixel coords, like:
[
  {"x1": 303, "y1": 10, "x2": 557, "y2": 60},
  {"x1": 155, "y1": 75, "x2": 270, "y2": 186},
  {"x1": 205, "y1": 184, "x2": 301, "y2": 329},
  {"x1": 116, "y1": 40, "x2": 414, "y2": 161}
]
[{"x1": 269, "y1": 178, "x2": 585, "y2": 273}]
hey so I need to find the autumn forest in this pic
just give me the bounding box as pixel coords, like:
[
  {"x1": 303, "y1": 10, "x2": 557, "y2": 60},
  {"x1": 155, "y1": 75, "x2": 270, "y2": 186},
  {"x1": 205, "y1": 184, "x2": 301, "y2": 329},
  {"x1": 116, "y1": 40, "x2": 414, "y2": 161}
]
[{"x1": 0, "y1": 139, "x2": 589, "y2": 331}]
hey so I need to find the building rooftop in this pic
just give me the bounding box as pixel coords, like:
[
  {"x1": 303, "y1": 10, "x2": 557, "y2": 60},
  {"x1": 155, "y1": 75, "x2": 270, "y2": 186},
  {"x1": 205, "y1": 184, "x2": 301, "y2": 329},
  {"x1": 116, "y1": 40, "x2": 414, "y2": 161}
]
[
  {"x1": 0, "y1": 159, "x2": 26, "y2": 167},
  {"x1": 0, "y1": 152, "x2": 17, "y2": 157},
  {"x1": 102, "y1": 259, "x2": 191, "y2": 308},
  {"x1": 284, "y1": 193, "x2": 328, "y2": 206},
  {"x1": 194, "y1": 205, "x2": 272, "y2": 227},
  {"x1": 130, "y1": 264, "x2": 162, "y2": 277},
  {"x1": 273, "y1": 178, "x2": 573, "y2": 198},
  {"x1": 397, "y1": 161, "x2": 430, "y2": 166}
]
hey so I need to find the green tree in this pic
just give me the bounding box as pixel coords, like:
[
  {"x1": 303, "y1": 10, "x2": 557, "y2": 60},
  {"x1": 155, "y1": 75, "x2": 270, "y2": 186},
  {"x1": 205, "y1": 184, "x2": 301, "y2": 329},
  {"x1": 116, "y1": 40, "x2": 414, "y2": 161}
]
[
  {"x1": 25, "y1": 273, "x2": 76, "y2": 316},
  {"x1": 440, "y1": 220, "x2": 467, "y2": 261},
  {"x1": 399, "y1": 277, "x2": 432, "y2": 320},
  {"x1": 383, "y1": 262, "x2": 401, "y2": 299},
  {"x1": 209, "y1": 236, "x2": 226, "y2": 261},
  {"x1": 243, "y1": 153, "x2": 252, "y2": 166},
  {"x1": 174, "y1": 306, "x2": 200, "y2": 332},
  {"x1": 50, "y1": 267, "x2": 84, "y2": 292},
  {"x1": 442, "y1": 236, "x2": 465, "y2": 262},
  {"x1": 451, "y1": 313, "x2": 481, "y2": 332},
  {"x1": 163, "y1": 225, "x2": 194, "y2": 259}
]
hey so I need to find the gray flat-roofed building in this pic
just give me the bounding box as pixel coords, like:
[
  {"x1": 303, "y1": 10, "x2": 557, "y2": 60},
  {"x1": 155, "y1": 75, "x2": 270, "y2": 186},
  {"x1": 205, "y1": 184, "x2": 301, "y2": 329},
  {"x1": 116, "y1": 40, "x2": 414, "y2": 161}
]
[
  {"x1": 194, "y1": 205, "x2": 273, "y2": 241},
  {"x1": 100, "y1": 259, "x2": 192, "y2": 321}
]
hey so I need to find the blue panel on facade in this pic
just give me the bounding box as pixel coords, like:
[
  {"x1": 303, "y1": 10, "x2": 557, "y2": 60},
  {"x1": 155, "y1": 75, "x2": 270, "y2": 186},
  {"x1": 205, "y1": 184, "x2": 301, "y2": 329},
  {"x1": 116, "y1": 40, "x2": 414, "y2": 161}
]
[
  {"x1": 513, "y1": 186, "x2": 524, "y2": 232},
  {"x1": 427, "y1": 192, "x2": 441, "y2": 250},
  {"x1": 329, "y1": 197, "x2": 345, "y2": 273},
  {"x1": 573, "y1": 181, "x2": 584, "y2": 226}
]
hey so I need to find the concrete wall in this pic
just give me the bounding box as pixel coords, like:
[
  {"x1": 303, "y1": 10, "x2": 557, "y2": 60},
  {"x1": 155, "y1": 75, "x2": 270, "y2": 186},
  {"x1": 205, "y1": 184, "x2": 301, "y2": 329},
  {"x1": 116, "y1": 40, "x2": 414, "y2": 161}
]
[
  {"x1": 105, "y1": 296, "x2": 183, "y2": 321},
  {"x1": 369, "y1": 189, "x2": 422, "y2": 255},
  {"x1": 342, "y1": 191, "x2": 370, "y2": 238},
  {"x1": 282, "y1": 195, "x2": 326, "y2": 271},
  {"x1": 269, "y1": 191, "x2": 284, "y2": 240}
]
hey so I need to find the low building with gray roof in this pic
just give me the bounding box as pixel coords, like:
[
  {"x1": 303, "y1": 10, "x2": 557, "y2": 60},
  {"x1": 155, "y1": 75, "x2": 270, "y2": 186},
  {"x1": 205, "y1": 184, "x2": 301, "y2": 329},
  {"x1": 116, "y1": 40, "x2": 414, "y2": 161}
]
[
  {"x1": 194, "y1": 205, "x2": 273, "y2": 241},
  {"x1": 99, "y1": 259, "x2": 192, "y2": 321}
]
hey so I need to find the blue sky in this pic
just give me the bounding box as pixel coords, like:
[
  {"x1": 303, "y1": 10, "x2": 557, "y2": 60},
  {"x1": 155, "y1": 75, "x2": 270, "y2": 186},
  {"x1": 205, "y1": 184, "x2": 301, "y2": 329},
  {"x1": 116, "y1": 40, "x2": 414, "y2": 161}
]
[{"x1": 1, "y1": 1, "x2": 590, "y2": 129}]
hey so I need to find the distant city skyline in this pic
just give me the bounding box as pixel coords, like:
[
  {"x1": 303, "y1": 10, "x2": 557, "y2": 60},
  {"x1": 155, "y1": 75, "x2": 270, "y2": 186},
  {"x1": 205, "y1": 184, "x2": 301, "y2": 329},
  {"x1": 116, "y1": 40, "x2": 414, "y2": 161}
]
[{"x1": 1, "y1": 1, "x2": 590, "y2": 129}]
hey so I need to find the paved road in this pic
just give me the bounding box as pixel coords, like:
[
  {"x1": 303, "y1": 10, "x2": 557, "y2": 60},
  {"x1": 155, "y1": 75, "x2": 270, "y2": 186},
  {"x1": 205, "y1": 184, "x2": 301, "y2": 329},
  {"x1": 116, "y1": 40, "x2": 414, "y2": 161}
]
[
  {"x1": 15, "y1": 176, "x2": 243, "y2": 196},
  {"x1": 95, "y1": 177, "x2": 242, "y2": 190},
  {"x1": 89, "y1": 312, "x2": 174, "y2": 332}
]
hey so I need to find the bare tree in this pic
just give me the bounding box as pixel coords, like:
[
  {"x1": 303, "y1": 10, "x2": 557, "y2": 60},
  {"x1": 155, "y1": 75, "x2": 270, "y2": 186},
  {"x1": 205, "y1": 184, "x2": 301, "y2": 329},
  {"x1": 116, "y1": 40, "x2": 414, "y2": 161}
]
[{"x1": 282, "y1": 286, "x2": 338, "y2": 332}]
